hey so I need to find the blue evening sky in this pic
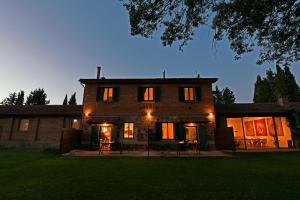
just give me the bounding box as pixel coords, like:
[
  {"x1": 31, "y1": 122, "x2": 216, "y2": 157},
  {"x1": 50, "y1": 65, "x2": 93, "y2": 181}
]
[{"x1": 0, "y1": 0, "x2": 299, "y2": 104}]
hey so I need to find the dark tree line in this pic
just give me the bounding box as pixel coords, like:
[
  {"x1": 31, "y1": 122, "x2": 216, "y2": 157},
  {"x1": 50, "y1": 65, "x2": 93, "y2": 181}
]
[
  {"x1": 63, "y1": 92, "x2": 77, "y2": 105},
  {"x1": 1, "y1": 88, "x2": 50, "y2": 105},
  {"x1": 214, "y1": 86, "x2": 236, "y2": 104},
  {"x1": 122, "y1": 0, "x2": 300, "y2": 65},
  {"x1": 253, "y1": 66, "x2": 300, "y2": 102}
]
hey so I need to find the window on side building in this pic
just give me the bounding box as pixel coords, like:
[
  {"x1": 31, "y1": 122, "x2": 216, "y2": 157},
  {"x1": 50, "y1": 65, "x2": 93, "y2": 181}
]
[
  {"x1": 71, "y1": 119, "x2": 81, "y2": 129},
  {"x1": 19, "y1": 119, "x2": 30, "y2": 132}
]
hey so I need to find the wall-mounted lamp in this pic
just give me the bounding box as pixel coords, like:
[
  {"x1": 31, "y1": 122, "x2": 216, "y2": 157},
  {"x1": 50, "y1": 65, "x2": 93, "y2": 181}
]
[
  {"x1": 147, "y1": 112, "x2": 152, "y2": 117},
  {"x1": 208, "y1": 112, "x2": 214, "y2": 120}
]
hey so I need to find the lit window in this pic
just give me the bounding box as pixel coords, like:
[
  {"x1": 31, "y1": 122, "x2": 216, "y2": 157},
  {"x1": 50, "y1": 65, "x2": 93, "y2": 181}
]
[
  {"x1": 184, "y1": 87, "x2": 195, "y2": 101},
  {"x1": 144, "y1": 87, "x2": 154, "y2": 101},
  {"x1": 103, "y1": 88, "x2": 113, "y2": 102},
  {"x1": 162, "y1": 123, "x2": 174, "y2": 139},
  {"x1": 71, "y1": 119, "x2": 81, "y2": 129},
  {"x1": 124, "y1": 123, "x2": 134, "y2": 139},
  {"x1": 19, "y1": 119, "x2": 29, "y2": 131}
]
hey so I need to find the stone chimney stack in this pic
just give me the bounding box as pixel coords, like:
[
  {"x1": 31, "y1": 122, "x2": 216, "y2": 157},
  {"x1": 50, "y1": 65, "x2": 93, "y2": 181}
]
[
  {"x1": 97, "y1": 66, "x2": 101, "y2": 79},
  {"x1": 277, "y1": 95, "x2": 289, "y2": 106}
]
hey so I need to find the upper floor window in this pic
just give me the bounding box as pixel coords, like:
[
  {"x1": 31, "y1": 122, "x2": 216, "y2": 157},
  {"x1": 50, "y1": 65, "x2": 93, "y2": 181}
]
[
  {"x1": 19, "y1": 119, "x2": 29, "y2": 131},
  {"x1": 96, "y1": 87, "x2": 120, "y2": 103},
  {"x1": 144, "y1": 87, "x2": 154, "y2": 101},
  {"x1": 103, "y1": 87, "x2": 113, "y2": 102},
  {"x1": 179, "y1": 87, "x2": 201, "y2": 102},
  {"x1": 138, "y1": 87, "x2": 160, "y2": 102},
  {"x1": 162, "y1": 123, "x2": 174, "y2": 140},
  {"x1": 124, "y1": 123, "x2": 134, "y2": 139},
  {"x1": 184, "y1": 87, "x2": 195, "y2": 101}
]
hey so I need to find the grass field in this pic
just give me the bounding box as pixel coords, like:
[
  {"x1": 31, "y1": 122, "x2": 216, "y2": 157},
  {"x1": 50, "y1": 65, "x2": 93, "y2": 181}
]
[{"x1": 0, "y1": 150, "x2": 300, "y2": 200}]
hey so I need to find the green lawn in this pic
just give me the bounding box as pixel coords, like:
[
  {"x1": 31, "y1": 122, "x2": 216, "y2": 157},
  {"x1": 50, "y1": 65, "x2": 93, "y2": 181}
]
[{"x1": 1, "y1": 150, "x2": 300, "y2": 200}]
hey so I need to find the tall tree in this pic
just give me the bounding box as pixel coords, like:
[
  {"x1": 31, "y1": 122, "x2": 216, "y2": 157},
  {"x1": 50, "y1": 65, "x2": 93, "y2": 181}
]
[
  {"x1": 26, "y1": 88, "x2": 50, "y2": 105},
  {"x1": 214, "y1": 86, "x2": 236, "y2": 104},
  {"x1": 214, "y1": 86, "x2": 224, "y2": 104},
  {"x1": 68, "y1": 92, "x2": 77, "y2": 105},
  {"x1": 15, "y1": 90, "x2": 25, "y2": 105},
  {"x1": 1, "y1": 92, "x2": 17, "y2": 105},
  {"x1": 122, "y1": 0, "x2": 300, "y2": 65},
  {"x1": 253, "y1": 66, "x2": 300, "y2": 102},
  {"x1": 222, "y1": 88, "x2": 236, "y2": 104},
  {"x1": 63, "y1": 94, "x2": 68, "y2": 105},
  {"x1": 283, "y1": 66, "x2": 300, "y2": 102}
]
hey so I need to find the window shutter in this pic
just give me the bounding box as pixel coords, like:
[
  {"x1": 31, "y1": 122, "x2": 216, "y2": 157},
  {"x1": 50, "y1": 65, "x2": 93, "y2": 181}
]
[
  {"x1": 154, "y1": 87, "x2": 161, "y2": 102},
  {"x1": 113, "y1": 87, "x2": 120, "y2": 102},
  {"x1": 198, "y1": 125, "x2": 208, "y2": 150},
  {"x1": 138, "y1": 87, "x2": 144, "y2": 101},
  {"x1": 90, "y1": 126, "x2": 99, "y2": 148},
  {"x1": 96, "y1": 87, "x2": 104, "y2": 102},
  {"x1": 178, "y1": 87, "x2": 184, "y2": 102},
  {"x1": 175, "y1": 123, "x2": 185, "y2": 141},
  {"x1": 195, "y1": 87, "x2": 202, "y2": 101},
  {"x1": 155, "y1": 122, "x2": 162, "y2": 141},
  {"x1": 111, "y1": 126, "x2": 118, "y2": 142}
]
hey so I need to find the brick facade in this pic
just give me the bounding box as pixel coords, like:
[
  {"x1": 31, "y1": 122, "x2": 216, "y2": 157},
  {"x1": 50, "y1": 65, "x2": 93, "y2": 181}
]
[
  {"x1": 80, "y1": 78, "x2": 218, "y2": 150},
  {"x1": 0, "y1": 106, "x2": 82, "y2": 149}
]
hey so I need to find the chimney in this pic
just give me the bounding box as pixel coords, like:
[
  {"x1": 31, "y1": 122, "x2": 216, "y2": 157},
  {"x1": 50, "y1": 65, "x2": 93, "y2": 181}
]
[
  {"x1": 97, "y1": 66, "x2": 101, "y2": 79},
  {"x1": 163, "y1": 70, "x2": 166, "y2": 79},
  {"x1": 277, "y1": 95, "x2": 289, "y2": 106}
]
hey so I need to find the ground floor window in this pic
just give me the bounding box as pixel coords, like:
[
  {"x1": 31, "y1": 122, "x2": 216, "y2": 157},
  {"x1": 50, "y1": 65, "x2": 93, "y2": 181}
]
[
  {"x1": 227, "y1": 117, "x2": 292, "y2": 149},
  {"x1": 124, "y1": 123, "x2": 134, "y2": 139},
  {"x1": 162, "y1": 123, "x2": 174, "y2": 139}
]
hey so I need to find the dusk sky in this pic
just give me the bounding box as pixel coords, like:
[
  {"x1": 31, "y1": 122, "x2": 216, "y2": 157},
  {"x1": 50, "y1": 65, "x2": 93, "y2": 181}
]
[{"x1": 0, "y1": 0, "x2": 299, "y2": 104}]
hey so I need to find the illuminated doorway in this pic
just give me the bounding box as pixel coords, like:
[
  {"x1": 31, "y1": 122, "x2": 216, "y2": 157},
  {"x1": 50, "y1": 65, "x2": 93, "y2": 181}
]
[{"x1": 185, "y1": 126, "x2": 198, "y2": 143}]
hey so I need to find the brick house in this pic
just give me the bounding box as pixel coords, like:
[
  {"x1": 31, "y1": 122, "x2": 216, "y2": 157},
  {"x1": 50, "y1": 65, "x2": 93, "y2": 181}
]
[
  {"x1": 0, "y1": 105, "x2": 82, "y2": 149},
  {"x1": 80, "y1": 77, "x2": 217, "y2": 150}
]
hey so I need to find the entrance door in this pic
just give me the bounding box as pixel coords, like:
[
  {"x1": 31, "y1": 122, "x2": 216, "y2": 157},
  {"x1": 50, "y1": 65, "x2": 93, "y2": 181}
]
[
  {"x1": 100, "y1": 126, "x2": 112, "y2": 142},
  {"x1": 185, "y1": 126, "x2": 198, "y2": 143}
]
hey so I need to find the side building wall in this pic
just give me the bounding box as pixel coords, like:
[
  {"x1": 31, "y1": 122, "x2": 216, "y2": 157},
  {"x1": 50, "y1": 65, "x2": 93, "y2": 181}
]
[{"x1": 0, "y1": 116, "x2": 81, "y2": 149}]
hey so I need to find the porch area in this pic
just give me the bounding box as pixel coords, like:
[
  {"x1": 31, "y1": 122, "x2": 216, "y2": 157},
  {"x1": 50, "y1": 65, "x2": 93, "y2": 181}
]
[{"x1": 63, "y1": 149, "x2": 230, "y2": 157}]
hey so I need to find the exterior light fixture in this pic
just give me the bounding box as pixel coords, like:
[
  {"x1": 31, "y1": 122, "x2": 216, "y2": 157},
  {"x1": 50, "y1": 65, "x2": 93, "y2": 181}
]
[
  {"x1": 147, "y1": 112, "x2": 152, "y2": 117},
  {"x1": 208, "y1": 112, "x2": 214, "y2": 119}
]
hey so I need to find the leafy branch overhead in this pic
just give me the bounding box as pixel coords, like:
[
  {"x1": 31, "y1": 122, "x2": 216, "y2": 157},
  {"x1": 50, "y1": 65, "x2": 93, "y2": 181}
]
[{"x1": 122, "y1": 0, "x2": 300, "y2": 65}]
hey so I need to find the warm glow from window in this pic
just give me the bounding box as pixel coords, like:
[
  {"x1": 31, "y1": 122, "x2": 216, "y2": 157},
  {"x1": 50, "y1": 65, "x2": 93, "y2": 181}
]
[
  {"x1": 19, "y1": 119, "x2": 29, "y2": 131},
  {"x1": 162, "y1": 123, "x2": 174, "y2": 139},
  {"x1": 124, "y1": 123, "x2": 134, "y2": 138},
  {"x1": 184, "y1": 87, "x2": 195, "y2": 101},
  {"x1": 72, "y1": 119, "x2": 80, "y2": 129},
  {"x1": 227, "y1": 117, "x2": 292, "y2": 149},
  {"x1": 103, "y1": 88, "x2": 113, "y2": 101},
  {"x1": 144, "y1": 87, "x2": 154, "y2": 101}
]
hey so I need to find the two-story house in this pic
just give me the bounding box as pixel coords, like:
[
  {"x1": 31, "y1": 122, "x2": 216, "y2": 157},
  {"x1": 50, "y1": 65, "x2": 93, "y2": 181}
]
[{"x1": 79, "y1": 77, "x2": 218, "y2": 150}]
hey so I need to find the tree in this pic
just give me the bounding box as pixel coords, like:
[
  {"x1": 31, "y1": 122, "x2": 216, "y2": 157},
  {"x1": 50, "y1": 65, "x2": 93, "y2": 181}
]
[
  {"x1": 283, "y1": 66, "x2": 300, "y2": 101},
  {"x1": 122, "y1": 0, "x2": 300, "y2": 65},
  {"x1": 26, "y1": 88, "x2": 50, "y2": 105},
  {"x1": 222, "y1": 88, "x2": 236, "y2": 104},
  {"x1": 15, "y1": 90, "x2": 25, "y2": 105},
  {"x1": 1, "y1": 92, "x2": 17, "y2": 105},
  {"x1": 63, "y1": 94, "x2": 68, "y2": 105},
  {"x1": 68, "y1": 92, "x2": 77, "y2": 105},
  {"x1": 214, "y1": 86, "x2": 224, "y2": 104},
  {"x1": 253, "y1": 66, "x2": 300, "y2": 102},
  {"x1": 214, "y1": 86, "x2": 236, "y2": 104}
]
